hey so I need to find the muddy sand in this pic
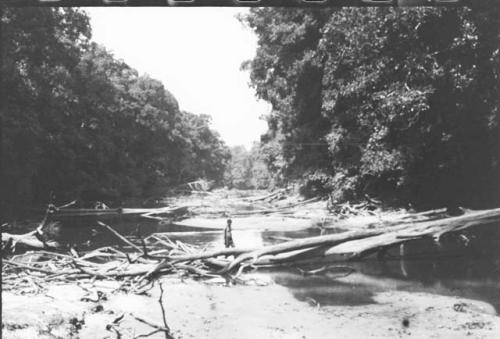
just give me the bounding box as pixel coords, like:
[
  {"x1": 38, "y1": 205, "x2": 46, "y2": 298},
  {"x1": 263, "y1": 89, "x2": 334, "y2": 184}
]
[{"x1": 3, "y1": 274, "x2": 500, "y2": 339}]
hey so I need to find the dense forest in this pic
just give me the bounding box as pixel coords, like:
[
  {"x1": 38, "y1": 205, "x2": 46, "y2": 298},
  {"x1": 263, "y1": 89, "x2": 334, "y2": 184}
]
[
  {"x1": 241, "y1": 4, "x2": 500, "y2": 209},
  {"x1": 2, "y1": 5, "x2": 500, "y2": 219},
  {"x1": 1, "y1": 8, "x2": 230, "y2": 218},
  {"x1": 224, "y1": 143, "x2": 273, "y2": 190}
]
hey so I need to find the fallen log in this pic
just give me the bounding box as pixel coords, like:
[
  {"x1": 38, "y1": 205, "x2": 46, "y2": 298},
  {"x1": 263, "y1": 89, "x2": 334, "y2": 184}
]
[
  {"x1": 2, "y1": 205, "x2": 60, "y2": 251},
  {"x1": 3, "y1": 260, "x2": 70, "y2": 275},
  {"x1": 253, "y1": 246, "x2": 329, "y2": 266},
  {"x1": 2, "y1": 232, "x2": 59, "y2": 250},
  {"x1": 97, "y1": 221, "x2": 142, "y2": 252},
  {"x1": 319, "y1": 207, "x2": 500, "y2": 260},
  {"x1": 221, "y1": 229, "x2": 384, "y2": 273},
  {"x1": 51, "y1": 206, "x2": 188, "y2": 221},
  {"x1": 221, "y1": 197, "x2": 321, "y2": 217},
  {"x1": 4, "y1": 204, "x2": 500, "y2": 293},
  {"x1": 243, "y1": 189, "x2": 286, "y2": 202},
  {"x1": 223, "y1": 207, "x2": 500, "y2": 271},
  {"x1": 169, "y1": 247, "x2": 260, "y2": 264}
]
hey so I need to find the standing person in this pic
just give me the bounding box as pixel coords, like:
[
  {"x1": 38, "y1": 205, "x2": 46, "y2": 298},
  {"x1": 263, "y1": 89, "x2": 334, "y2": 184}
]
[{"x1": 224, "y1": 219, "x2": 235, "y2": 248}]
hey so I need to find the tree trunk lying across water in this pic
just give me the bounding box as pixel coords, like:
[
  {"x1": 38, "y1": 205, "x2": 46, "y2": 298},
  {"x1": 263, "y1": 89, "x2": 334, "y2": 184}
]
[
  {"x1": 149, "y1": 207, "x2": 500, "y2": 274},
  {"x1": 3, "y1": 206, "x2": 500, "y2": 289},
  {"x1": 218, "y1": 207, "x2": 500, "y2": 272}
]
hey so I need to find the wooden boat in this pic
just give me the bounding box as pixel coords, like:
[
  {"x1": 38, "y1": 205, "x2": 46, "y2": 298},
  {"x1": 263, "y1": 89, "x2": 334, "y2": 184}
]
[{"x1": 52, "y1": 206, "x2": 189, "y2": 221}]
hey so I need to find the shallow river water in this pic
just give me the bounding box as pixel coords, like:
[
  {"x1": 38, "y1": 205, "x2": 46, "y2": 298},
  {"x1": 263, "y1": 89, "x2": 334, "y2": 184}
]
[{"x1": 28, "y1": 216, "x2": 500, "y2": 313}]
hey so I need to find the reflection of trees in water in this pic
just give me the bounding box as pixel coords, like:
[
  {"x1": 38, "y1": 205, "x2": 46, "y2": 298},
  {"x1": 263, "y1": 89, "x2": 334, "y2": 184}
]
[
  {"x1": 55, "y1": 218, "x2": 158, "y2": 249},
  {"x1": 355, "y1": 225, "x2": 500, "y2": 280},
  {"x1": 52, "y1": 218, "x2": 500, "y2": 310},
  {"x1": 268, "y1": 225, "x2": 500, "y2": 310},
  {"x1": 345, "y1": 229, "x2": 500, "y2": 311},
  {"x1": 270, "y1": 258, "x2": 500, "y2": 310},
  {"x1": 269, "y1": 269, "x2": 377, "y2": 307}
]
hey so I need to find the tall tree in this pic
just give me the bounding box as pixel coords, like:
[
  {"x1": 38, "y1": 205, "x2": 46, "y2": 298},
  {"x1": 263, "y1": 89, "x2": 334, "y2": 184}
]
[
  {"x1": 1, "y1": 8, "x2": 230, "y2": 218},
  {"x1": 2, "y1": 7, "x2": 91, "y2": 212},
  {"x1": 243, "y1": 4, "x2": 500, "y2": 208},
  {"x1": 224, "y1": 143, "x2": 273, "y2": 189}
]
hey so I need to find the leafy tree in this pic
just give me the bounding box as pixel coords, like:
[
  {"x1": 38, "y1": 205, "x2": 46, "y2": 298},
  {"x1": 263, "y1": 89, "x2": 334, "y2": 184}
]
[
  {"x1": 242, "y1": 4, "x2": 500, "y2": 208},
  {"x1": 225, "y1": 145, "x2": 253, "y2": 189},
  {"x1": 224, "y1": 143, "x2": 273, "y2": 189},
  {"x1": 2, "y1": 7, "x2": 92, "y2": 213},
  {"x1": 1, "y1": 8, "x2": 230, "y2": 218},
  {"x1": 176, "y1": 111, "x2": 231, "y2": 185}
]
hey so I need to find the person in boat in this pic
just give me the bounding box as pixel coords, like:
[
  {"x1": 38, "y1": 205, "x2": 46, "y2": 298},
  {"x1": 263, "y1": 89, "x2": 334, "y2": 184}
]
[{"x1": 224, "y1": 219, "x2": 235, "y2": 248}]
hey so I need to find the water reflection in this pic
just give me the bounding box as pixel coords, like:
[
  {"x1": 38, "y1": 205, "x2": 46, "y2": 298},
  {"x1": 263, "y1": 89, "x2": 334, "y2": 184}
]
[
  {"x1": 266, "y1": 230, "x2": 500, "y2": 311},
  {"x1": 32, "y1": 216, "x2": 500, "y2": 312},
  {"x1": 266, "y1": 255, "x2": 500, "y2": 311}
]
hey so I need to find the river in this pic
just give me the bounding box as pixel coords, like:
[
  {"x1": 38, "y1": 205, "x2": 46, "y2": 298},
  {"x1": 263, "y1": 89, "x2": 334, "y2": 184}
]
[{"x1": 32, "y1": 215, "x2": 500, "y2": 314}]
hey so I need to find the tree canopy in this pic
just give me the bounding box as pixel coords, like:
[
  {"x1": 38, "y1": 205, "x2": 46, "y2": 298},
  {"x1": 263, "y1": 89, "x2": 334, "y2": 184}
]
[
  {"x1": 1, "y1": 8, "x2": 230, "y2": 217},
  {"x1": 242, "y1": 4, "x2": 500, "y2": 209},
  {"x1": 224, "y1": 143, "x2": 273, "y2": 190}
]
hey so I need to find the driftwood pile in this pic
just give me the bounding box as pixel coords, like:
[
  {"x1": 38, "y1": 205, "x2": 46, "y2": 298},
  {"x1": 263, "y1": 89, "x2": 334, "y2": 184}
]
[
  {"x1": 230, "y1": 196, "x2": 321, "y2": 217},
  {"x1": 173, "y1": 191, "x2": 319, "y2": 220},
  {"x1": 242, "y1": 188, "x2": 288, "y2": 203},
  {"x1": 170, "y1": 179, "x2": 215, "y2": 195},
  {"x1": 2, "y1": 215, "x2": 272, "y2": 296},
  {"x1": 2, "y1": 222, "x2": 221, "y2": 294},
  {"x1": 327, "y1": 194, "x2": 384, "y2": 218},
  {"x1": 3, "y1": 203, "x2": 500, "y2": 296}
]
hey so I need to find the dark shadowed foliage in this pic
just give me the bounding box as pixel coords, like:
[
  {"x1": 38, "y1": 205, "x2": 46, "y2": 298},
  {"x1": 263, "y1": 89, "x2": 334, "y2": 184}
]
[
  {"x1": 242, "y1": 4, "x2": 500, "y2": 209},
  {"x1": 224, "y1": 143, "x2": 273, "y2": 189},
  {"x1": 1, "y1": 8, "x2": 230, "y2": 218}
]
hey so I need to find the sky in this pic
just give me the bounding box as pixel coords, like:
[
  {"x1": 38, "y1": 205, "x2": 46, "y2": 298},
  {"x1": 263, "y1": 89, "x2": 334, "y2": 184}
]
[{"x1": 85, "y1": 7, "x2": 270, "y2": 149}]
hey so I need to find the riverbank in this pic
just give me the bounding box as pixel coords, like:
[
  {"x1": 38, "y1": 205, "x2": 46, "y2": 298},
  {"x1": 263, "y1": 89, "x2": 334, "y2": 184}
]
[
  {"x1": 3, "y1": 274, "x2": 500, "y2": 339},
  {"x1": 3, "y1": 189, "x2": 500, "y2": 338}
]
